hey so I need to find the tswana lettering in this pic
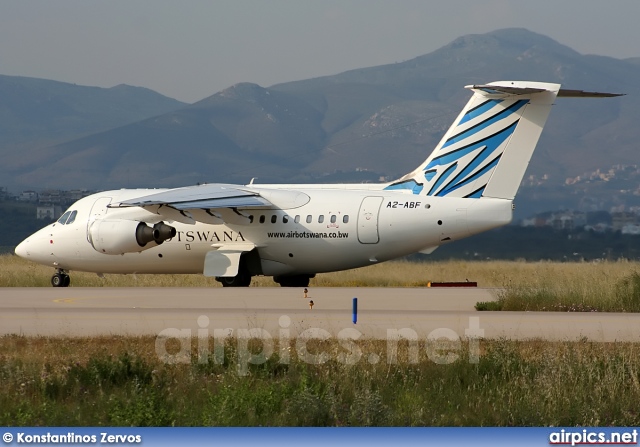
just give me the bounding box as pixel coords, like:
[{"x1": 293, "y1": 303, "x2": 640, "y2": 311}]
[{"x1": 170, "y1": 231, "x2": 245, "y2": 243}]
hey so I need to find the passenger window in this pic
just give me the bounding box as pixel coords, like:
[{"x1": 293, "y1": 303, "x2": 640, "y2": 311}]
[
  {"x1": 294, "y1": 215, "x2": 300, "y2": 223},
  {"x1": 343, "y1": 215, "x2": 349, "y2": 224},
  {"x1": 306, "y1": 215, "x2": 312, "y2": 224},
  {"x1": 283, "y1": 215, "x2": 289, "y2": 224},
  {"x1": 318, "y1": 215, "x2": 324, "y2": 224},
  {"x1": 57, "y1": 211, "x2": 71, "y2": 225},
  {"x1": 271, "y1": 215, "x2": 277, "y2": 224},
  {"x1": 249, "y1": 215, "x2": 254, "y2": 223},
  {"x1": 259, "y1": 215, "x2": 265, "y2": 224},
  {"x1": 66, "y1": 210, "x2": 77, "y2": 225},
  {"x1": 330, "y1": 215, "x2": 336, "y2": 223}
]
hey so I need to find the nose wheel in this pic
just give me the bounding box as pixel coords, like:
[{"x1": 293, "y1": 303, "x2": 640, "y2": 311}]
[{"x1": 51, "y1": 270, "x2": 71, "y2": 287}]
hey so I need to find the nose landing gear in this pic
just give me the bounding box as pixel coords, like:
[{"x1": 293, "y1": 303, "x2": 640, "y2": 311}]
[{"x1": 51, "y1": 270, "x2": 71, "y2": 287}]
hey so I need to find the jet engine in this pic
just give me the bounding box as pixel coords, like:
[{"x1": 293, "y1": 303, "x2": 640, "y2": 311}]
[{"x1": 89, "y1": 220, "x2": 176, "y2": 255}]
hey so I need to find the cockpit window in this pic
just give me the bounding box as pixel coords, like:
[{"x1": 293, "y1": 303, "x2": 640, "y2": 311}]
[
  {"x1": 57, "y1": 210, "x2": 77, "y2": 225},
  {"x1": 66, "y1": 210, "x2": 77, "y2": 225},
  {"x1": 57, "y1": 211, "x2": 71, "y2": 224}
]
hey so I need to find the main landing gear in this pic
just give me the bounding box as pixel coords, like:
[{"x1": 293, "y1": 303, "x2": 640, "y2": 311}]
[
  {"x1": 215, "y1": 272, "x2": 315, "y2": 288},
  {"x1": 215, "y1": 265, "x2": 252, "y2": 287},
  {"x1": 51, "y1": 269, "x2": 70, "y2": 287},
  {"x1": 274, "y1": 274, "x2": 314, "y2": 288},
  {"x1": 216, "y1": 272, "x2": 252, "y2": 287}
]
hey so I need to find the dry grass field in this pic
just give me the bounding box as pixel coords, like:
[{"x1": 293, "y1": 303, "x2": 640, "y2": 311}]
[
  {"x1": 3, "y1": 254, "x2": 640, "y2": 311},
  {"x1": 2, "y1": 253, "x2": 640, "y2": 288},
  {"x1": 2, "y1": 335, "x2": 640, "y2": 426}
]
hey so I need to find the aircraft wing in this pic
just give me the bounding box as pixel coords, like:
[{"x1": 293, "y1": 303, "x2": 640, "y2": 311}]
[
  {"x1": 111, "y1": 183, "x2": 308, "y2": 225},
  {"x1": 116, "y1": 184, "x2": 271, "y2": 209}
]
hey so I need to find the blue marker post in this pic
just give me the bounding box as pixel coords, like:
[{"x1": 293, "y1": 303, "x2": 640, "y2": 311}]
[{"x1": 352, "y1": 297, "x2": 358, "y2": 324}]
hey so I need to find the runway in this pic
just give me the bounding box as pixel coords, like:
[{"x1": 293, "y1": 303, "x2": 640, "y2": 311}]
[{"x1": 2, "y1": 287, "x2": 640, "y2": 341}]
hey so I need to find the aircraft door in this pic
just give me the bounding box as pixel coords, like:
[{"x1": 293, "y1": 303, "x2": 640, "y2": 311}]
[
  {"x1": 86, "y1": 197, "x2": 112, "y2": 242},
  {"x1": 357, "y1": 196, "x2": 383, "y2": 244}
]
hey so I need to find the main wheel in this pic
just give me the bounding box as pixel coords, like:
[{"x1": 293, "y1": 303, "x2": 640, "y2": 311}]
[
  {"x1": 274, "y1": 274, "x2": 312, "y2": 288},
  {"x1": 216, "y1": 271, "x2": 251, "y2": 287}
]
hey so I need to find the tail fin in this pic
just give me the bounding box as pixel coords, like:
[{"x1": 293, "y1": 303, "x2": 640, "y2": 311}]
[{"x1": 386, "y1": 81, "x2": 560, "y2": 200}]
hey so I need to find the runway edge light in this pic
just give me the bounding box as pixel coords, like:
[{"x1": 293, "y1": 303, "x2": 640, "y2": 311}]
[{"x1": 353, "y1": 297, "x2": 358, "y2": 324}]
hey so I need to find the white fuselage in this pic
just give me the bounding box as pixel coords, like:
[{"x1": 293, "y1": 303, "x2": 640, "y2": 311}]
[{"x1": 15, "y1": 185, "x2": 512, "y2": 276}]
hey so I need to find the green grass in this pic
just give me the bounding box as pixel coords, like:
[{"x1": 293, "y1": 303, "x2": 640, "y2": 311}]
[
  {"x1": 2, "y1": 335, "x2": 640, "y2": 426},
  {"x1": 474, "y1": 301, "x2": 503, "y2": 311},
  {"x1": 477, "y1": 270, "x2": 640, "y2": 312}
]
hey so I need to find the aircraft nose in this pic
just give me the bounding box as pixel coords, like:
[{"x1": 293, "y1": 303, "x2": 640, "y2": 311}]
[{"x1": 15, "y1": 238, "x2": 30, "y2": 258}]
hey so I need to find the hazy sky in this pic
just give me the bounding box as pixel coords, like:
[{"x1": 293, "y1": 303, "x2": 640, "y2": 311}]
[{"x1": 1, "y1": 0, "x2": 638, "y2": 103}]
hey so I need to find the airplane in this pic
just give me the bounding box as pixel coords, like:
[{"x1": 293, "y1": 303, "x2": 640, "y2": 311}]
[{"x1": 14, "y1": 81, "x2": 622, "y2": 287}]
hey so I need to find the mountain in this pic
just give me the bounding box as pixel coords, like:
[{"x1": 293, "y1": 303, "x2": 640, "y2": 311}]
[
  {"x1": 0, "y1": 75, "x2": 186, "y2": 187},
  {"x1": 13, "y1": 83, "x2": 327, "y2": 188},
  {"x1": 625, "y1": 57, "x2": 640, "y2": 67},
  {"x1": 4, "y1": 29, "x2": 640, "y2": 215},
  {"x1": 271, "y1": 28, "x2": 638, "y2": 183},
  {"x1": 0, "y1": 75, "x2": 186, "y2": 145}
]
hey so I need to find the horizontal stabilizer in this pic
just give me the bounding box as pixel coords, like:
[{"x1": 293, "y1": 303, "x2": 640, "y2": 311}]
[
  {"x1": 465, "y1": 84, "x2": 548, "y2": 96},
  {"x1": 467, "y1": 83, "x2": 624, "y2": 98},
  {"x1": 557, "y1": 89, "x2": 625, "y2": 98}
]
